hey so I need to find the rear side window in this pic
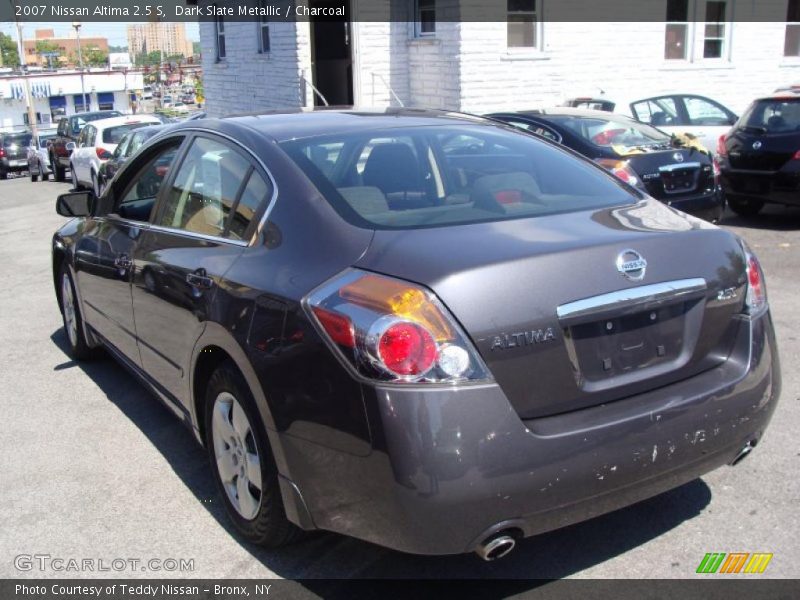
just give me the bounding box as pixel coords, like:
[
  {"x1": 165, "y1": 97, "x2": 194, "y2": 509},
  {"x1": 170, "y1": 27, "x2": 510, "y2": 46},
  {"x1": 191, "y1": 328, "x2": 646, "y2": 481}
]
[
  {"x1": 741, "y1": 99, "x2": 800, "y2": 133},
  {"x1": 280, "y1": 125, "x2": 637, "y2": 230},
  {"x1": 155, "y1": 136, "x2": 254, "y2": 238},
  {"x1": 631, "y1": 97, "x2": 680, "y2": 126},
  {"x1": 103, "y1": 124, "x2": 149, "y2": 145}
]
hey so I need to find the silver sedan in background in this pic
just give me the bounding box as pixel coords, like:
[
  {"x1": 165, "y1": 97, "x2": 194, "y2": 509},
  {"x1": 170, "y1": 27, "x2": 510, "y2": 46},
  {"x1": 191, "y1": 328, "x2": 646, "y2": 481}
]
[{"x1": 26, "y1": 129, "x2": 57, "y2": 182}]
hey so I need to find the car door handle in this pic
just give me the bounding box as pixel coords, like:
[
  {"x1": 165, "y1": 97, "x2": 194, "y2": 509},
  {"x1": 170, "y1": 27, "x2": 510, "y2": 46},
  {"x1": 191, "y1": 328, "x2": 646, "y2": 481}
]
[
  {"x1": 114, "y1": 255, "x2": 133, "y2": 270},
  {"x1": 186, "y1": 271, "x2": 214, "y2": 290}
]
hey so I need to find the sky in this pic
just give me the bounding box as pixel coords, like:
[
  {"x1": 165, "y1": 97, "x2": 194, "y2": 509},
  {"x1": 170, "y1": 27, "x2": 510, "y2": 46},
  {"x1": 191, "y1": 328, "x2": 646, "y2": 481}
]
[{"x1": 0, "y1": 21, "x2": 200, "y2": 47}]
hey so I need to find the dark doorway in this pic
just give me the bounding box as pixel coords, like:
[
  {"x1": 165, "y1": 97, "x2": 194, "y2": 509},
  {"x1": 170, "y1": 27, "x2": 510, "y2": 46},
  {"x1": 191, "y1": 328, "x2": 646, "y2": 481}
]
[{"x1": 309, "y1": 0, "x2": 353, "y2": 106}]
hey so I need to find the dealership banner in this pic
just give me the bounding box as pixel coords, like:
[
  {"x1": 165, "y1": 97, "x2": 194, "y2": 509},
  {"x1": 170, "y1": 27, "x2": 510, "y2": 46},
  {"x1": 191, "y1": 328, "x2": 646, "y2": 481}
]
[
  {"x1": 1, "y1": 0, "x2": 798, "y2": 23},
  {"x1": 1, "y1": 579, "x2": 799, "y2": 599}
]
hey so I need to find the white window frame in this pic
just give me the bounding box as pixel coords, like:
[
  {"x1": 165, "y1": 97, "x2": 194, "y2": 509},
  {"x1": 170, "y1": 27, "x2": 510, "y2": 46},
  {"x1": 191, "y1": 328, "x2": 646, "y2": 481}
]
[
  {"x1": 664, "y1": 0, "x2": 691, "y2": 60},
  {"x1": 507, "y1": 0, "x2": 544, "y2": 51},
  {"x1": 663, "y1": 0, "x2": 733, "y2": 63},
  {"x1": 414, "y1": 0, "x2": 436, "y2": 38},
  {"x1": 257, "y1": 0, "x2": 270, "y2": 53}
]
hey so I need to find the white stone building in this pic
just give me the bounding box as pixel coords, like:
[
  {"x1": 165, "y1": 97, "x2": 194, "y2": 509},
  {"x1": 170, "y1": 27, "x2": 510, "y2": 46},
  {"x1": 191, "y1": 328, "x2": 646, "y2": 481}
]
[
  {"x1": 200, "y1": 0, "x2": 800, "y2": 118},
  {"x1": 0, "y1": 70, "x2": 143, "y2": 131}
]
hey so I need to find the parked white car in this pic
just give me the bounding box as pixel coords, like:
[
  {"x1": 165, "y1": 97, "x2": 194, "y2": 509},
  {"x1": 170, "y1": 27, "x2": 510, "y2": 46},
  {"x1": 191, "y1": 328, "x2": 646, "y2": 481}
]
[
  {"x1": 616, "y1": 93, "x2": 739, "y2": 154},
  {"x1": 70, "y1": 115, "x2": 161, "y2": 195}
]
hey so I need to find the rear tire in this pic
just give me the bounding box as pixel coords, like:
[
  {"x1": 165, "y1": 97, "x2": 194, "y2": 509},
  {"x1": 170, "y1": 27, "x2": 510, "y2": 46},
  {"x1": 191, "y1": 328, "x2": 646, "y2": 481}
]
[
  {"x1": 92, "y1": 171, "x2": 100, "y2": 197},
  {"x1": 728, "y1": 196, "x2": 764, "y2": 217},
  {"x1": 30, "y1": 168, "x2": 38, "y2": 182},
  {"x1": 58, "y1": 265, "x2": 94, "y2": 361},
  {"x1": 40, "y1": 163, "x2": 49, "y2": 182},
  {"x1": 204, "y1": 361, "x2": 302, "y2": 548},
  {"x1": 0, "y1": 171, "x2": 7, "y2": 180}
]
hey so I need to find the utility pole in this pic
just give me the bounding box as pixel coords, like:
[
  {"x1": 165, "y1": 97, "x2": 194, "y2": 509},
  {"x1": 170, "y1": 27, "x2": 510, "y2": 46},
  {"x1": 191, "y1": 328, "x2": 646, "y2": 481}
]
[
  {"x1": 12, "y1": 4, "x2": 38, "y2": 138},
  {"x1": 73, "y1": 21, "x2": 88, "y2": 112}
]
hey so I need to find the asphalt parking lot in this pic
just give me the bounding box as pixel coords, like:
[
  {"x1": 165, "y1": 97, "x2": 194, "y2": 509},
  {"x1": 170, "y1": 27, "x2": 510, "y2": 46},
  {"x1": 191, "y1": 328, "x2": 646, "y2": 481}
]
[{"x1": 0, "y1": 174, "x2": 797, "y2": 581}]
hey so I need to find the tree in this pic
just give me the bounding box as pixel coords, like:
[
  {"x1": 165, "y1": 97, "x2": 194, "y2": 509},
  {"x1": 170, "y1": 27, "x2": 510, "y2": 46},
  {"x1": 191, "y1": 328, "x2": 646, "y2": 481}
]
[
  {"x1": 83, "y1": 46, "x2": 109, "y2": 67},
  {"x1": 109, "y1": 45, "x2": 128, "y2": 53},
  {"x1": 0, "y1": 32, "x2": 20, "y2": 67}
]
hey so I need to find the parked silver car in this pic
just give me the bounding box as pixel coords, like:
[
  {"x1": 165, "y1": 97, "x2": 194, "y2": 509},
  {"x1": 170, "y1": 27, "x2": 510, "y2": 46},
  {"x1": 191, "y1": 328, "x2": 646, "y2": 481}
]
[{"x1": 26, "y1": 129, "x2": 57, "y2": 182}]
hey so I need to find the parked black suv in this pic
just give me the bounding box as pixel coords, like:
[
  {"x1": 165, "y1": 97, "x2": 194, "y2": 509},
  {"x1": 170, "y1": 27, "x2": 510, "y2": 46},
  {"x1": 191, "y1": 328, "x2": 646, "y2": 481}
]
[
  {"x1": 0, "y1": 131, "x2": 33, "y2": 179},
  {"x1": 718, "y1": 93, "x2": 800, "y2": 216}
]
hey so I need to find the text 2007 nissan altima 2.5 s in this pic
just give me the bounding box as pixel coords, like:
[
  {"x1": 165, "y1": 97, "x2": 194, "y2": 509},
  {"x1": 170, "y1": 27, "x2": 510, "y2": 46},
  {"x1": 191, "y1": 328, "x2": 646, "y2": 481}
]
[{"x1": 52, "y1": 109, "x2": 781, "y2": 560}]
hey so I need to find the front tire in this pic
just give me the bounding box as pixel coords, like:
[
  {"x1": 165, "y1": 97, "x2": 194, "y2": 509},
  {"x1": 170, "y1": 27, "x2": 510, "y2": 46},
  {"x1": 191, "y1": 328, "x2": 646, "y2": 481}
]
[
  {"x1": 30, "y1": 167, "x2": 38, "y2": 182},
  {"x1": 728, "y1": 196, "x2": 764, "y2": 217},
  {"x1": 205, "y1": 362, "x2": 301, "y2": 548},
  {"x1": 58, "y1": 265, "x2": 94, "y2": 360},
  {"x1": 71, "y1": 164, "x2": 82, "y2": 190},
  {"x1": 92, "y1": 171, "x2": 100, "y2": 197}
]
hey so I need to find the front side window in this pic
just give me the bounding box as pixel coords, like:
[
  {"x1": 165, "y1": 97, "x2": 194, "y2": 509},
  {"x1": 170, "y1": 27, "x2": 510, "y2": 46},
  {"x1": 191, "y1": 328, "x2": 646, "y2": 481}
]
[
  {"x1": 703, "y1": 0, "x2": 728, "y2": 58},
  {"x1": 786, "y1": 0, "x2": 800, "y2": 56},
  {"x1": 280, "y1": 125, "x2": 637, "y2": 230},
  {"x1": 665, "y1": 0, "x2": 690, "y2": 59},
  {"x1": 684, "y1": 96, "x2": 732, "y2": 126},
  {"x1": 415, "y1": 0, "x2": 436, "y2": 37},
  {"x1": 631, "y1": 97, "x2": 680, "y2": 126},
  {"x1": 114, "y1": 141, "x2": 182, "y2": 222},
  {"x1": 156, "y1": 137, "x2": 252, "y2": 238},
  {"x1": 507, "y1": 0, "x2": 538, "y2": 48}
]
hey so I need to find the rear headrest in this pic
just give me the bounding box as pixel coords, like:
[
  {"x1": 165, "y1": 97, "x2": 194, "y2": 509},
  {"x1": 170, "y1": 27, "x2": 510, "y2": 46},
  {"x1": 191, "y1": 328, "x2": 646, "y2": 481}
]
[{"x1": 471, "y1": 172, "x2": 542, "y2": 212}]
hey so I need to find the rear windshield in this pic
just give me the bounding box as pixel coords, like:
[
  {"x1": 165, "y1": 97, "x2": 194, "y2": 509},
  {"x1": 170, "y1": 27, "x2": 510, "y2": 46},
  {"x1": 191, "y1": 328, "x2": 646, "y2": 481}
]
[
  {"x1": 280, "y1": 125, "x2": 637, "y2": 230},
  {"x1": 103, "y1": 123, "x2": 150, "y2": 144},
  {"x1": 546, "y1": 115, "x2": 670, "y2": 147},
  {"x1": 4, "y1": 134, "x2": 32, "y2": 147},
  {"x1": 741, "y1": 99, "x2": 800, "y2": 133}
]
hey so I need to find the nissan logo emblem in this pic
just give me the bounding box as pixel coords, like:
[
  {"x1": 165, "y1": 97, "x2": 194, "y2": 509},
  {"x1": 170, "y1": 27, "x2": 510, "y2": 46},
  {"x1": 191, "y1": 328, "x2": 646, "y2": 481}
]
[
  {"x1": 673, "y1": 152, "x2": 684, "y2": 162},
  {"x1": 752, "y1": 141, "x2": 763, "y2": 150},
  {"x1": 616, "y1": 249, "x2": 647, "y2": 281}
]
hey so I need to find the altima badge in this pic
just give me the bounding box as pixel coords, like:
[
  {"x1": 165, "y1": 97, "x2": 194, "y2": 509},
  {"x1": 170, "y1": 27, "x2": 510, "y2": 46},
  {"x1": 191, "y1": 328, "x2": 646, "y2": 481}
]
[
  {"x1": 490, "y1": 328, "x2": 556, "y2": 351},
  {"x1": 616, "y1": 249, "x2": 647, "y2": 281}
]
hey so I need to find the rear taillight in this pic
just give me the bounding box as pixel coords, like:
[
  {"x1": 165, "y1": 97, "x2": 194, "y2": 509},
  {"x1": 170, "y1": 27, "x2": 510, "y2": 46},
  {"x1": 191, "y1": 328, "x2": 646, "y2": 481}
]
[
  {"x1": 595, "y1": 158, "x2": 643, "y2": 189},
  {"x1": 306, "y1": 269, "x2": 491, "y2": 383},
  {"x1": 792, "y1": 150, "x2": 800, "y2": 160},
  {"x1": 743, "y1": 245, "x2": 767, "y2": 316},
  {"x1": 0, "y1": 148, "x2": 5, "y2": 158},
  {"x1": 96, "y1": 148, "x2": 112, "y2": 160},
  {"x1": 712, "y1": 156, "x2": 721, "y2": 184},
  {"x1": 716, "y1": 134, "x2": 728, "y2": 157}
]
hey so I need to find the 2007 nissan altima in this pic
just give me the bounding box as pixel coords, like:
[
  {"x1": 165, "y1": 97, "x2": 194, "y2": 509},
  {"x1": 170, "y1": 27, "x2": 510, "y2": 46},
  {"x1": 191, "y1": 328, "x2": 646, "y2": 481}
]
[{"x1": 52, "y1": 109, "x2": 781, "y2": 560}]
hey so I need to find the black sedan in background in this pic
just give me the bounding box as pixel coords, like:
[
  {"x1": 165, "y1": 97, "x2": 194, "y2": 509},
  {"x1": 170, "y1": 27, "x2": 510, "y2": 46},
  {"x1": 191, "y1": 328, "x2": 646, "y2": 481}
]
[
  {"x1": 52, "y1": 109, "x2": 779, "y2": 560},
  {"x1": 488, "y1": 109, "x2": 725, "y2": 222},
  {"x1": 718, "y1": 93, "x2": 800, "y2": 216},
  {"x1": 97, "y1": 125, "x2": 166, "y2": 194}
]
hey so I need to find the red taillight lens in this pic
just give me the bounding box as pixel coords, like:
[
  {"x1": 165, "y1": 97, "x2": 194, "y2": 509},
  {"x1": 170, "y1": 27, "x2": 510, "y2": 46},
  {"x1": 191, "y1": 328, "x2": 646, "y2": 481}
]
[
  {"x1": 306, "y1": 269, "x2": 490, "y2": 383},
  {"x1": 712, "y1": 156, "x2": 721, "y2": 184},
  {"x1": 0, "y1": 148, "x2": 5, "y2": 158},
  {"x1": 743, "y1": 246, "x2": 767, "y2": 315},
  {"x1": 792, "y1": 150, "x2": 800, "y2": 160},
  {"x1": 595, "y1": 158, "x2": 643, "y2": 189},
  {"x1": 96, "y1": 148, "x2": 112, "y2": 160},
  {"x1": 716, "y1": 134, "x2": 728, "y2": 157},
  {"x1": 377, "y1": 321, "x2": 437, "y2": 376}
]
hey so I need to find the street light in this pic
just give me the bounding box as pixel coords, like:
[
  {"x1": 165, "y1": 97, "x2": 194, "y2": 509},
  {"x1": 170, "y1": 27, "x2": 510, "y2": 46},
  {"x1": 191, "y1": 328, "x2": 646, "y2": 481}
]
[{"x1": 73, "y1": 21, "x2": 88, "y2": 112}]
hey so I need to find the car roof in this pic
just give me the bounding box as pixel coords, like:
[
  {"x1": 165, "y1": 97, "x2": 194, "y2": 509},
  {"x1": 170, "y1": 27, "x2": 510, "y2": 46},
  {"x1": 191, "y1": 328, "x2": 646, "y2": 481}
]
[
  {"x1": 753, "y1": 90, "x2": 800, "y2": 102},
  {"x1": 173, "y1": 107, "x2": 494, "y2": 143},
  {"x1": 70, "y1": 110, "x2": 120, "y2": 120},
  {"x1": 85, "y1": 115, "x2": 162, "y2": 130},
  {"x1": 492, "y1": 107, "x2": 637, "y2": 120}
]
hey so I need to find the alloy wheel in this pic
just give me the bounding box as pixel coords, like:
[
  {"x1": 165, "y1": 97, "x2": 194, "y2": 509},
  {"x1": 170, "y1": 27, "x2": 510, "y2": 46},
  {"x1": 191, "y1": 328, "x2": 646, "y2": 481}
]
[
  {"x1": 211, "y1": 391, "x2": 263, "y2": 520},
  {"x1": 61, "y1": 273, "x2": 78, "y2": 348}
]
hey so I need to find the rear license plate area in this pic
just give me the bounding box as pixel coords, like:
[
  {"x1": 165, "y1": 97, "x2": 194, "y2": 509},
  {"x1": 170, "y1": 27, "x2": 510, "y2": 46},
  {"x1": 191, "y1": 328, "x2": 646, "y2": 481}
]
[
  {"x1": 567, "y1": 302, "x2": 688, "y2": 382},
  {"x1": 660, "y1": 168, "x2": 697, "y2": 194},
  {"x1": 9, "y1": 159, "x2": 26, "y2": 167}
]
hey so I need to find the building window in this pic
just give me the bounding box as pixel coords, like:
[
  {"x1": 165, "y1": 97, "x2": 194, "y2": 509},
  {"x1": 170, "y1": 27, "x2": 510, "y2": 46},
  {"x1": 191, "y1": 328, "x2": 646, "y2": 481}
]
[
  {"x1": 414, "y1": 0, "x2": 436, "y2": 37},
  {"x1": 215, "y1": 10, "x2": 226, "y2": 60},
  {"x1": 97, "y1": 92, "x2": 115, "y2": 111},
  {"x1": 73, "y1": 94, "x2": 88, "y2": 113},
  {"x1": 258, "y1": 1, "x2": 270, "y2": 53},
  {"x1": 703, "y1": 0, "x2": 728, "y2": 58},
  {"x1": 785, "y1": 0, "x2": 800, "y2": 56},
  {"x1": 665, "y1": 0, "x2": 689, "y2": 59},
  {"x1": 507, "y1": 0, "x2": 539, "y2": 48}
]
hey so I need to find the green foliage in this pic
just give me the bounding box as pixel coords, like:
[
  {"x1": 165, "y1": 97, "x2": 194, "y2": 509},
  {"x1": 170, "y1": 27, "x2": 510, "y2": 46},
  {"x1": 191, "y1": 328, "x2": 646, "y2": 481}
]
[
  {"x1": 83, "y1": 46, "x2": 109, "y2": 67},
  {"x1": 109, "y1": 45, "x2": 128, "y2": 53},
  {"x1": 35, "y1": 40, "x2": 61, "y2": 56},
  {"x1": 0, "y1": 32, "x2": 20, "y2": 67},
  {"x1": 192, "y1": 41, "x2": 201, "y2": 56}
]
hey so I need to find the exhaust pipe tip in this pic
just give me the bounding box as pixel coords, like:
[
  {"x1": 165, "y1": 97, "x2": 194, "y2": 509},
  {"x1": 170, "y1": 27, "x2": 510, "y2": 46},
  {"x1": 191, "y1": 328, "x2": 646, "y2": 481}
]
[
  {"x1": 731, "y1": 440, "x2": 757, "y2": 466},
  {"x1": 476, "y1": 534, "x2": 517, "y2": 561}
]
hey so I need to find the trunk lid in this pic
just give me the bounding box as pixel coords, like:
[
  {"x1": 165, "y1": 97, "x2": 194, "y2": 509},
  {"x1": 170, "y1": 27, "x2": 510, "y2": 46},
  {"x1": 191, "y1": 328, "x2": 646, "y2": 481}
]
[
  {"x1": 625, "y1": 147, "x2": 716, "y2": 200},
  {"x1": 356, "y1": 199, "x2": 747, "y2": 418}
]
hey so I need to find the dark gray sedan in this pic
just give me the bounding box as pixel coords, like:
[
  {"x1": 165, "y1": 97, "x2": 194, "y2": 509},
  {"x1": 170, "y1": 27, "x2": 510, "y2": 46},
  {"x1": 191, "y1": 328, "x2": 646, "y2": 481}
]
[{"x1": 51, "y1": 109, "x2": 781, "y2": 560}]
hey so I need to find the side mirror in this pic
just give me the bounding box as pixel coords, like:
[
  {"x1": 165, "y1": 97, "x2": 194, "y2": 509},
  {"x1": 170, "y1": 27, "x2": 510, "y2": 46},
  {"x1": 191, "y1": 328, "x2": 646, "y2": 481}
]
[{"x1": 56, "y1": 191, "x2": 95, "y2": 217}]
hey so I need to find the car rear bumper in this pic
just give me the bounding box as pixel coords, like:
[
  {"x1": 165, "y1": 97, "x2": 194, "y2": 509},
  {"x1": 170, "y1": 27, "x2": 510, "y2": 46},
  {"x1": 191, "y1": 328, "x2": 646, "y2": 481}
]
[
  {"x1": 1, "y1": 158, "x2": 28, "y2": 173},
  {"x1": 658, "y1": 188, "x2": 725, "y2": 220},
  {"x1": 720, "y1": 169, "x2": 800, "y2": 206},
  {"x1": 278, "y1": 311, "x2": 780, "y2": 556}
]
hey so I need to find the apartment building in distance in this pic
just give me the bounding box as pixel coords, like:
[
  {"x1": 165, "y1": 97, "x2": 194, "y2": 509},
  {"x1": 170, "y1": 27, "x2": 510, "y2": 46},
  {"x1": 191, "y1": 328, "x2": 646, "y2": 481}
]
[
  {"x1": 127, "y1": 22, "x2": 194, "y2": 58},
  {"x1": 23, "y1": 29, "x2": 109, "y2": 67}
]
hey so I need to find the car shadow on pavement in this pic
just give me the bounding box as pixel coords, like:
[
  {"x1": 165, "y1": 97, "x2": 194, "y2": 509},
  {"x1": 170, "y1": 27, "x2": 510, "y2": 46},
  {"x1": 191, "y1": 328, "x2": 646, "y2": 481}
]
[
  {"x1": 719, "y1": 204, "x2": 800, "y2": 230},
  {"x1": 51, "y1": 329, "x2": 712, "y2": 582}
]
